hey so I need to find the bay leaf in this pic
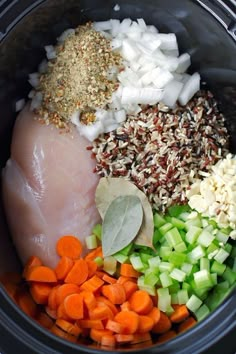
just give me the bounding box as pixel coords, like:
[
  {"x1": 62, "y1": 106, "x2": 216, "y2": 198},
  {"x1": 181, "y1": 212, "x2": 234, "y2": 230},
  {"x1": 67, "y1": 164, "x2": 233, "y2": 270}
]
[
  {"x1": 102, "y1": 195, "x2": 143, "y2": 256},
  {"x1": 95, "y1": 177, "x2": 154, "y2": 249}
]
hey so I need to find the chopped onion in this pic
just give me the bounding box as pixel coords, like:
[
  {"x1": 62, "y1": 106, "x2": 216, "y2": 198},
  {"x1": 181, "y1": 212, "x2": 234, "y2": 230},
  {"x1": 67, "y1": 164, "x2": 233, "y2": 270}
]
[
  {"x1": 114, "y1": 109, "x2": 126, "y2": 123},
  {"x1": 121, "y1": 39, "x2": 140, "y2": 61},
  {"x1": 161, "y1": 80, "x2": 184, "y2": 108},
  {"x1": 93, "y1": 21, "x2": 112, "y2": 31},
  {"x1": 121, "y1": 87, "x2": 164, "y2": 105},
  {"x1": 137, "y1": 18, "x2": 147, "y2": 31},
  {"x1": 28, "y1": 73, "x2": 39, "y2": 88},
  {"x1": 44, "y1": 45, "x2": 57, "y2": 60},
  {"x1": 176, "y1": 53, "x2": 191, "y2": 74},
  {"x1": 146, "y1": 25, "x2": 159, "y2": 33},
  {"x1": 15, "y1": 99, "x2": 25, "y2": 112},
  {"x1": 151, "y1": 68, "x2": 174, "y2": 89},
  {"x1": 110, "y1": 19, "x2": 121, "y2": 36},
  {"x1": 178, "y1": 72, "x2": 200, "y2": 106},
  {"x1": 30, "y1": 92, "x2": 43, "y2": 111},
  {"x1": 113, "y1": 4, "x2": 120, "y2": 11},
  {"x1": 156, "y1": 33, "x2": 178, "y2": 51},
  {"x1": 57, "y1": 28, "x2": 75, "y2": 43},
  {"x1": 119, "y1": 18, "x2": 132, "y2": 33},
  {"x1": 38, "y1": 59, "x2": 48, "y2": 74}
]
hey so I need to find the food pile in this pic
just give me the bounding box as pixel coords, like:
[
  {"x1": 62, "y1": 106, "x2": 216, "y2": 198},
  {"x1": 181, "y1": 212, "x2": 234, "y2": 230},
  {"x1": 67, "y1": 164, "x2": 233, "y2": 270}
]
[{"x1": 2, "y1": 17, "x2": 235, "y2": 349}]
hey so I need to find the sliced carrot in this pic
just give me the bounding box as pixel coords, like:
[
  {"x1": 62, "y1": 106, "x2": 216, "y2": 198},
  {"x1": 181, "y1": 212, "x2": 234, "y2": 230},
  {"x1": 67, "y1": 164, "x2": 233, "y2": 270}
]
[
  {"x1": 26, "y1": 266, "x2": 57, "y2": 283},
  {"x1": 56, "y1": 235, "x2": 82, "y2": 259},
  {"x1": 57, "y1": 302, "x2": 73, "y2": 322},
  {"x1": 30, "y1": 282, "x2": 52, "y2": 305},
  {"x1": 137, "y1": 315, "x2": 154, "y2": 333},
  {"x1": 120, "y1": 263, "x2": 140, "y2": 278},
  {"x1": 147, "y1": 307, "x2": 161, "y2": 325},
  {"x1": 106, "y1": 319, "x2": 126, "y2": 333},
  {"x1": 102, "y1": 273, "x2": 117, "y2": 284},
  {"x1": 63, "y1": 293, "x2": 84, "y2": 320},
  {"x1": 86, "y1": 260, "x2": 98, "y2": 278},
  {"x1": 131, "y1": 332, "x2": 152, "y2": 344},
  {"x1": 80, "y1": 291, "x2": 97, "y2": 310},
  {"x1": 115, "y1": 334, "x2": 134, "y2": 343},
  {"x1": 96, "y1": 296, "x2": 119, "y2": 315},
  {"x1": 80, "y1": 274, "x2": 104, "y2": 292},
  {"x1": 101, "y1": 334, "x2": 116, "y2": 347},
  {"x1": 122, "y1": 280, "x2": 138, "y2": 299},
  {"x1": 90, "y1": 328, "x2": 113, "y2": 343},
  {"x1": 114, "y1": 311, "x2": 139, "y2": 334},
  {"x1": 51, "y1": 324, "x2": 77, "y2": 343},
  {"x1": 102, "y1": 283, "x2": 126, "y2": 305},
  {"x1": 169, "y1": 304, "x2": 189, "y2": 323},
  {"x1": 151, "y1": 294, "x2": 158, "y2": 307},
  {"x1": 120, "y1": 301, "x2": 131, "y2": 312},
  {"x1": 48, "y1": 286, "x2": 60, "y2": 310},
  {"x1": 45, "y1": 306, "x2": 57, "y2": 320},
  {"x1": 36, "y1": 312, "x2": 54, "y2": 329},
  {"x1": 129, "y1": 290, "x2": 153, "y2": 315},
  {"x1": 157, "y1": 330, "x2": 177, "y2": 343},
  {"x1": 64, "y1": 259, "x2": 88, "y2": 285},
  {"x1": 151, "y1": 311, "x2": 172, "y2": 334},
  {"x1": 85, "y1": 246, "x2": 103, "y2": 262},
  {"x1": 55, "y1": 256, "x2": 74, "y2": 281},
  {"x1": 17, "y1": 290, "x2": 38, "y2": 318},
  {"x1": 23, "y1": 256, "x2": 42, "y2": 278},
  {"x1": 95, "y1": 270, "x2": 107, "y2": 279},
  {"x1": 56, "y1": 319, "x2": 82, "y2": 337},
  {"x1": 55, "y1": 283, "x2": 80, "y2": 306},
  {"x1": 89, "y1": 304, "x2": 114, "y2": 320},
  {"x1": 117, "y1": 275, "x2": 136, "y2": 284},
  {"x1": 79, "y1": 319, "x2": 104, "y2": 330},
  {"x1": 178, "y1": 316, "x2": 197, "y2": 333}
]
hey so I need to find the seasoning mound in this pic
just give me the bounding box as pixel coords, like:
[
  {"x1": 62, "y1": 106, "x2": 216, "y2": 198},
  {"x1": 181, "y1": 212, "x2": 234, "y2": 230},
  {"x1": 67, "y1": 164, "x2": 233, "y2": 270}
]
[
  {"x1": 35, "y1": 23, "x2": 122, "y2": 128},
  {"x1": 92, "y1": 91, "x2": 229, "y2": 212}
]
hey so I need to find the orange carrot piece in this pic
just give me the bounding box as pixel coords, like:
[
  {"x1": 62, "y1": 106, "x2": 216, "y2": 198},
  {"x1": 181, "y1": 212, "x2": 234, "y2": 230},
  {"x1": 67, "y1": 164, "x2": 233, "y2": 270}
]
[
  {"x1": 56, "y1": 319, "x2": 82, "y2": 337},
  {"x1": 102, "y1": 273, "x2": 117, "y2": 284},
  {"x1": 170, "y1": 304, "x2": 189, "y2": 323},
  {"x1": 101, "y1": 334, "x2": 116, "y2": 347},
  {"x1": 79, "y1": 319, "x2": 104, "y2": 330},
  {"x1": 157, "y1": 330, "x2": 177, "y2": 343},
  {"x1": 30, "y1": 282, "x2": 52, "y2": 304},
  {"x1": 26, "y1": 266, "x2": 57, "y2": 283},
  {"x1": 137, "y1": 315, "x2": 154, "y2": 333},
  {"x1": 17, "y1": 290, "x2": 38, "y2": 318},
  {"x1": 96, "y1": 296, "x2": 119, "y2": 315},
  {"x1": 147, "y1": 307, "x2": 161, "y2": 325},
  {"x1": 56, "y1": 283, "x2": 80, "y2": 306},
  {"x1": 95, "y1": 270, "x2": 107, "y2": 279},
  {"x1": 114, "y1": 311, "x2": 139, "y2": 334},
  {"x1": 102, "y1": 283, "x2": 126, "y2": 304},
  {"x1": 51, "y1": 324, "x2": 77, "y2": 343},
  {"x1": 89, "y1": 304, "x2": 114, "y2": 320},
  {"x1": 106, "y1": 319, "x2": 126, "y2": 333},
  {"x1": 85, "y1": 246, "x2": 103, "y2": 262},
  {"x1": 87, "y1": 260, "x2": 98, "y2": 278},
  {"x1": 45, "y1": 306, "x2": 57, "y2": 320},
  {"x1": 55, "y1": 256, "x2": 74, "y2": 281},
  {"x1": 80, "y1": 291, "x2": 97, "y2": 310},
  {"x1": 178, "y1": 316, "x2": 197, "y2": 333},
  {"x1": 48, "y1": 286, "x2": 60, "y2": 310},
  {"x1": 120, "y1": 301, "x2": 131, "y2": 312},
  {"x1": 90, "y1": 328, "x2": 113, "y2": 343},
  {"x1": 131, "y1": 332, "x2": 152, "y2": 344},
  {"x1": 63, "y1": 293, "x2": 84, "y2": 320},
  {"x1": 36, "y1": 312, "x2": 54, "y2": 329},
  {"x1": 120, "y1": 263, "x2": 140, "y2": 278},
  {"x1": 56, "y1": 235, "x2": 82, "y2": 259},
  {"x1": 151, "y1": 311, "x2": 172, "y2": 334},
  {"x1": 117, "y1": 276, "x2": 135, "y2": 284},
  {"x1": 64, "y1": 259, "x2": 88, "y2": 285},
  {"x1": 115, "y1": 334, "x2": 134, "y2": 343},
  {"x1": 129, "y1": 290, "x2": 153, "y2": 315},
  {"x1": 23, "y1": 256, "x2": 42, "y2": 278},
  {"x1": 80, "y1": 274, "x2": 104, "y2": 292},
  {"x1": 57, "y1": 302, "x2": 72, "y2": 321},
  {"x1": 123, "y1": 280, "x2": 138, "y2": 299}
]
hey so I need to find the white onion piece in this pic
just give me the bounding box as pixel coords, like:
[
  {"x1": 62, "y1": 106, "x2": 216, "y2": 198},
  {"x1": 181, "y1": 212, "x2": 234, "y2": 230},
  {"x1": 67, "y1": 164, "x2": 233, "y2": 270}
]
[
  {"x1": 156, "y1": 33, "x2": 178, "y2": 51},
  {"x1": 163, "y1": 49, "x2": 179, "y2": 57},
  {"x1": 111, "y1": 38, "x2": 123, "y2": 50},
  {"x1": 176, "y1": 53, "x2": 191, "y2": 74},
  {"x1": 128, "y1": 21, "x2": 144, "y2": 33},
  {"x1": 57, "y1": 28, "x2": 75, "y2": 43},
  {"x1": 146, "y1": 25, "x2": 159, "y2": 33},
  {"x1": 30, "y1": 92, "x2": 43, "y2": 111},
  {"x1": 178, "y1": 72, "x2": 200, "y2": 106},
  {"x1": 38, "y1": 59, "x2": 48, "y2": 74},
  {"x1": 110, "y1": 19, "x2": 121, "y2": 36},
  {"x1": 151, "y1": 68, "x2": 174, "y2": 89},
  {"x1": 28, "y1": 90, "x2": 35, "y2": 99},
  {"x1": 121, "y1": 87, "x2": 164, "y2": 105},
  {"x1": 119, "y1": 18, "x2": 132, "y2": 33},
  {"x1": 161, "y1": 80, "x2": 184, "y2": 108},
  {"x1": 15, "y1": 99, "x2": 25, "y2": 112},
  {"x1": 140, "y1": 71, "x2": 154, "y2": 86},
  {"x1": 137, "y1": 18, "x2": 147, "y2": 31},
  {"x1": 123, "y1": 104, "x2": 142, "y2": 115},
  {"x1": 28, "y1": 73, "x2": 39, "y2": 88},
  {"x1": 45, "y1": 45, "x2": 57, "y2": 60},
  {"x1": 93, "y1": 21, "x2": 112, "y2": 31},
  {"x1": 73, "y1": 112, "x2": 104, "y2": 141},
  {"x1": 121, "y1": 39, "x2": 140, "y2": 61},
  {"x1": 181, "y1": 73, "x2": 191, "y2": 84},
  {"x1": 104, "y1": 123, "x2": 119, "y2": 133},
  {"x1": 162, "y1": 57, "x2": 179, "y2": 72},
  {"x1": 114, "y1": 109, "x2": 126, "y2": 123},
  {"x1": 113, "y1": 4, "x2": 120, "y2": 11}
]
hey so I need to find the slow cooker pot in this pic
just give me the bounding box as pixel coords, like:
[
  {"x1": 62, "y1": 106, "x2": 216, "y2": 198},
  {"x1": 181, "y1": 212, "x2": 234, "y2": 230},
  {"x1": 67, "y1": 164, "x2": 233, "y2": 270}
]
[{"x1": 0, "y1": 0, "x2": 235, "y2": 353}]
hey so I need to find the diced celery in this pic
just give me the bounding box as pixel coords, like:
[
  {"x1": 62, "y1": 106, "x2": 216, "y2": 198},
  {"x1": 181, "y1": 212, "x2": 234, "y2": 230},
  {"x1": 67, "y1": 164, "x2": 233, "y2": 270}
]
[
  {"x1": 177, "y1": 289, "x2": 189, "y2": 304},
  {"x1": 137, "y1": 276, "x2": 156, "y2": 296},
  {"x1": 211, "y1": 260, "x2": 226, "y2": 275},
  {"x1": 171, "y1": 293, "x2": 179, "y2": 304},
  {"x1": 197, "y1": 230, "x2": 215, "y2": 247},
  {"x1": 170, "y1": 268, "x2": 186, "y2": 282},
  {"x1": 179, "y1": 212, "x2": 191, "y2": 221},
  {"x1": 165, "y1": 215, "x2": 172, "y2": 223},
  {"x1": 194, "y1": 304, "x2": 210, "y2": 321},
  {"x1": 165, "y1": 227, "x2": 183, "y2": 248},
  {"x1": 103, "y1": 256, "x2": 117, "y2": 275},
  {"x1": 233, "y1": 258, "x2": 236, "y2": 273},
  {"x1": 153, "y1": 213, "x2": 166, "y2": 228},
  {"x1": 188, "y1": 245, "x2": 206, "y2": 264},
  {"x1": 94, "y1": 256, "x2": 103, "y2": 267},
  {"x1": 140, "y1": 252, "x2": 153, "y2": 265},
  {"x1": 215, "y1": 231, "x2": 229, "y2": 244},
  {"x1": 200, "y1": 258, "x2": 210, "y2": 272},
  {"x1": 189, "y1": 264, "x2": 200, "y2": 278},
  {"x1": 214, "y1": 248, "x2": 229, "y2": 264},
  {"x1": 193, "y1": 270, "x2": 213, "y2": 289},
  {"x1": 186, "y1": 294, "x2": 202, "y2": 312},
  {"x1": 182, "y1": 282, "x2": 192, "y2": 294},
  {"x1": 193, "y1": 286, "x2": 209, "y2": 300},
  {"x1": 168, "y1": 204, "x2": 190, "y2": 217},
  {"x1": 204, "y1": 225, "x2": 214, "y2": 233},
  {"x1": 130, "y1": 254, "x2": 144, "y2": 271},
  {"x1": 159, "y1": 223, "x2": 173, "y2": 235},
  {"x1": 230, "y1": 245, "x2": 236, "y2": 258},
  {"x1": 144, "y1": 270, "x2": 159, "y2": 287},
  {"x1": 224, "y1": 243, "x2": 232, "y2": 254},
  {"x1": 159, "y1": 246, "x2": 172, "y2": 261},
  {"x1": 148, "y1": 256, "x2": 161, "y2": 270},
  {"x1": 119, "y1": 243, "x2": 133, "y2": 256},
  {"x1": 169, "y1": 252, "x2": 186, "y2": 266},
  {"x1": 181, "y1": 263, "x2": 193, "y2": 275},
  {"x1": 211, "y1": 273, "x2": 218, "y2": 286},
  {"x1": 216, "y1": 280, "x2": 229, "y2": 290},
  {"x1": 85, "y1": 234, "x2": 98, "y2": 249},
  {"x1": 159, "y1": 262, "x2": 174, "y2": 273},
  {"x1": 113, "y1": 253, "x2": 129, "y2": 264},
  {"x1": 92, "y1": 224, "x2": 102, "y2": 240},
  {"x1": 166, "y1": 305, "x2": 175, "y2": 316},
  {"x1": 153, "y1": 229, "x2": 163, "y2": 248},
  {"x1": 157, "y1": 288, "x2": 171, "y2": 312},
  {"x1": 207, "y1": 243, "x2": 219, "y2": 258},
  {"x1": 185, "y1": 226, "x2": 202, "y2": 244},
  {"x1": 220, "y1": 227, "x2": 232, "y2": 235},
  {"x1": 222, "y1": 266, "x2": 236, "y2": 285},
  {"x1": 202, "y1": 219, "x2": 209, "y2": 228},
  {"x1": 170, "y1": 217, "x2": 186, "y2": 230},
  {"x1": 208, "y1": 219, "x2": 218, "y2": 228},
  {"x1": 160, "y1": 271, "x2": 173, "y2": 288},
  {"x1": 175, "y1": 241, "x2": 187, "y2": 252},
  {"x1": 185, "y1": 217, "x2": 202, "y2": 231}
]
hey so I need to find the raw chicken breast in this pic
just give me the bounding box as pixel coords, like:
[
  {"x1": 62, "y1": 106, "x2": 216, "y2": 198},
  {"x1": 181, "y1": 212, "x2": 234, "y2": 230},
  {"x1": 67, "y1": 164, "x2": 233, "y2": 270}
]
[{"x1": 2, "y1": 106, "x2": 101, "y2": 268}]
